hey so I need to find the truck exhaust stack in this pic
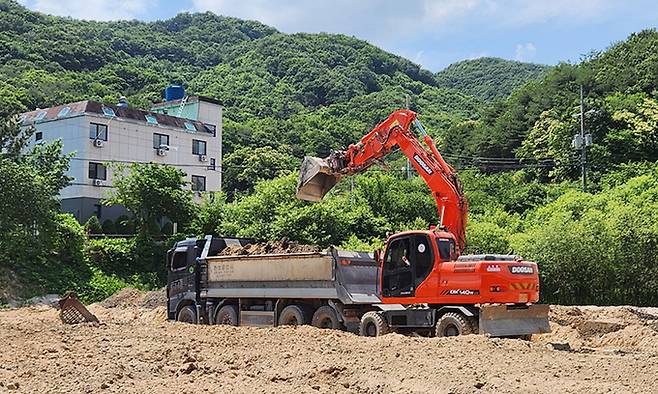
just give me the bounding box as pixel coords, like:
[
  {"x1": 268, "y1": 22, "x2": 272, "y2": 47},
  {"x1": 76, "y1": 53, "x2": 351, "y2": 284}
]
[{"x1": 296, "y1": 156, "x2": 341, "y2": 201}]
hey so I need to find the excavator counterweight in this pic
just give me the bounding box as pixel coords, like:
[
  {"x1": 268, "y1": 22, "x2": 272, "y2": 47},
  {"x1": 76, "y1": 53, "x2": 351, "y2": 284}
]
[{"x1": 296, "y1": 156, "x2": 340, "y2": 201}]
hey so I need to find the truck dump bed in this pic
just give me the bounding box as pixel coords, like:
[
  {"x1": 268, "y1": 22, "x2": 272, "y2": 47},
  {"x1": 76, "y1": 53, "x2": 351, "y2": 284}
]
[{"x1": 200, "y1": 248, "x2": 381, "y2": 305}]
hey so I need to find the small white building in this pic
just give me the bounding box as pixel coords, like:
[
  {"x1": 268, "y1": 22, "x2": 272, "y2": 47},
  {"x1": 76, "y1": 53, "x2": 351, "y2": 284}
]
[{"x1": 20, "y1": 96, "x2": 223, "y2": 223}]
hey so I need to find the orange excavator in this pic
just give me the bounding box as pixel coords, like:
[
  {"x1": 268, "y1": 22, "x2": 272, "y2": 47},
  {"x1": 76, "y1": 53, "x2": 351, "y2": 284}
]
[{"x1": 297, "y1": 109, "x2": 550, "y2": 337}]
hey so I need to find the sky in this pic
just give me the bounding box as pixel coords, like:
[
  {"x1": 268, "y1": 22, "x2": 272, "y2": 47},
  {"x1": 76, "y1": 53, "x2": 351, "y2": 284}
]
[{"x1": 16, "y1": 0, "x2": 658, "y2": 71}]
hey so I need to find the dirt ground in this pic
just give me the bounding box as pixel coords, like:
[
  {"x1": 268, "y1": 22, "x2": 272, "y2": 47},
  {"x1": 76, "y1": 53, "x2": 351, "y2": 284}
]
[{"x1": 1, "y1": 290, "x2": 657, "y2": 393}]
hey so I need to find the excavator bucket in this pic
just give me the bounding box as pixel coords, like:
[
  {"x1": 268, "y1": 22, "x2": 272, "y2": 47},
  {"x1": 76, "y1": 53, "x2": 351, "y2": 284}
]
[
  {"x1": 58, "y1": 293, "x2": 99, "y2": 324},
  {"x1": 479, "y1": 304, "x2": 550, "y2": 337},
  {"x1": 296, "y1": 156, "x2": 341, "y2": 201}
]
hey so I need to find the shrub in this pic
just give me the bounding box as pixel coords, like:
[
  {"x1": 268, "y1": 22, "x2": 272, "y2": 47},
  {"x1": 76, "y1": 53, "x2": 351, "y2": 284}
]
[{"x1": 84, "y1": 216, "x2": 102, "y2": 234}]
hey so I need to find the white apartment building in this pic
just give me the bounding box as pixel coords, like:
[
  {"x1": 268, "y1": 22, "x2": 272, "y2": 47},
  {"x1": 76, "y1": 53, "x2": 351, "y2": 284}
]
[{"x1": 20, "y1": 96, "x2": 223, "y2": 223}]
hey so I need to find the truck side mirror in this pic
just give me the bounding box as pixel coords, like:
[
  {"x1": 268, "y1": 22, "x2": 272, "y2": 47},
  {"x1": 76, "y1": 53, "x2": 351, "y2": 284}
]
[{"x1": 373, "y1": 249, "x2": 381, "y2": 264}]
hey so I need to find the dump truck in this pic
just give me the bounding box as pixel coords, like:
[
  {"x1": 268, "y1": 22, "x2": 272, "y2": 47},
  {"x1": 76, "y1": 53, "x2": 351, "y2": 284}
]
[{"x1": 167, "y1": 235, "x2": 550, "y2": 337}]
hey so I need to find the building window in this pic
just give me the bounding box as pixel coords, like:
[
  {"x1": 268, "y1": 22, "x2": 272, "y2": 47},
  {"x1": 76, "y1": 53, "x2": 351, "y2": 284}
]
[
  {"x1": 102, "y1": 106, "x2": 116, "y2": 117},
  {"x1": 191, "y1": 175, "x2": 206, "y2": 192},
  {"x1": 153, "y1": 133, "x2": 169, "y2": 149},
  {"x1": 184, "y1": 122, "x2": 197, "y2": 132},
  {"x1": 35, "y1": 132, "x2": 43, "y2": 141},
  {"x1": 145, "y1": 115, "x2": 158, "y2": 125},
  {"x1": 209, "y1": 158, "x2": 216, "y2": 171},
  {"x1": 89, "y1": 162, "x2": 107, "y2": 180},
  {"x1": 192, "y1": 139, "x2": 207, "y2": 155},
  {"x1": 89, "y1": 123, "x2": 108, "y2": 141},
  {"x1": 204, "y1": 123, "x2": 216, "y2": 137},
  {"x1": 57, "y1": 107, "x2": 71, "y2": 118},
  {"x1": 34, "y1": 111, "x2": 47, "y2": 121}
]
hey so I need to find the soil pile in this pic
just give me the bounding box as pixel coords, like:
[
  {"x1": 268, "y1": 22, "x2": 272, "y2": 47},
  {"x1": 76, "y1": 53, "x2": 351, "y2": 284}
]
[
  {"x1": 536, "y1": 305, "x2": 658, "y2": 352},
  {"x1": 218, "y1": 239, "x2": 321, "y2": 256},
  {"x1": 1, "y1": 296, "x2": 658, "y2": 393},
  {"x1": 100, "y1": 287, "x2": 166, "y2": 309}
]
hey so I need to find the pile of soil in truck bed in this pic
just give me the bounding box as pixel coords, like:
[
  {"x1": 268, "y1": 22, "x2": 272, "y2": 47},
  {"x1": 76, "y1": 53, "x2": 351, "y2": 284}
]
[
  {"x1": 218, "y1": 238, "x2": 321, "y2": 256},
  {"x1": 2, "y1": 288, "x2": 658, "y2": 393}
]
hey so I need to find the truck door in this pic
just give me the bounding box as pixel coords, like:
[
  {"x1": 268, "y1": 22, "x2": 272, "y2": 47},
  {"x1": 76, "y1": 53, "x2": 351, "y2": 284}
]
[
  {"x1": 167, "y1": 245, "x2": 197, "y2": 301},
  {"x1": 411, "y1": 234, "x2": 434, "y2": 288},
  {"x1": 382, "y1": 236, "x2": 414, "y2": 297}
]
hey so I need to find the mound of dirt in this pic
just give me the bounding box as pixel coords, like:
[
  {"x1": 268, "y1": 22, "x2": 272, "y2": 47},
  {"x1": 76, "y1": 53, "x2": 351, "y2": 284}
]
[
  {"x1": 100, "y1": 287, "x2": 166, "y2": 309},
  {"x1": 536, "y1": 305, "x2": 658, "y2": 353},
  {"x1": 218, "y1": 238, "x2": 321, "y2": 256}
]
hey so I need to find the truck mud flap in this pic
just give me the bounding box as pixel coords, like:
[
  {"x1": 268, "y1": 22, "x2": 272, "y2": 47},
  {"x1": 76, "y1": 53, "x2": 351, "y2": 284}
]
[{"x1": 479, "y1": 304, "x2": 550, "y2": 337}]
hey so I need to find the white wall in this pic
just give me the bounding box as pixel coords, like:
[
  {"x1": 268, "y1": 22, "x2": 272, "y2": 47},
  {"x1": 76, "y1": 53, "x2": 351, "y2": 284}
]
[{"x1": 31, "y1": 113, "x2": 222, "y2": 200}]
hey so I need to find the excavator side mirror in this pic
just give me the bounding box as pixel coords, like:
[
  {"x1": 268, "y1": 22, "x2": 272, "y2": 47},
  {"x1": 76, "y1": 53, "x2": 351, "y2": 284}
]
[{"x1": 373, "y1": 249, "x2": 381, "y2": 264}]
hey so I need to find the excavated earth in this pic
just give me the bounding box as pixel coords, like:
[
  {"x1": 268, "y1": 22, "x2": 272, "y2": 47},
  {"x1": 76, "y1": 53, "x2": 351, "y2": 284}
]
[
  {"x1": 1, "y1": 289, "x2": 657, "y2": 393},
  {"x1": 217, "y1": 239, "x2": 320, "y2": 256}
]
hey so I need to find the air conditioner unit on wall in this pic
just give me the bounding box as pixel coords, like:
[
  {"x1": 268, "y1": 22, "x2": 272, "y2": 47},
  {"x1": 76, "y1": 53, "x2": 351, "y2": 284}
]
[
  {"x1": 157, "y1": 148, "x2": 167, "y2": 156},
  {"x1": 92, "y1": 179, "x2": 104, "y2": 186},
  {"x1": 93, "y1": 139, "x2": 104, "y2": 148},
  {"x1": 198, "y1": 154, "x2": 207, "y2": 162}
]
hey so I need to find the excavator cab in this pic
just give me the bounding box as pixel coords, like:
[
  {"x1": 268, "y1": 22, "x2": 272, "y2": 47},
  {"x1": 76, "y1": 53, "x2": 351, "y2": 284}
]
[{"x1": 296, "y1": 156, "x2": 341, "y2": 201}]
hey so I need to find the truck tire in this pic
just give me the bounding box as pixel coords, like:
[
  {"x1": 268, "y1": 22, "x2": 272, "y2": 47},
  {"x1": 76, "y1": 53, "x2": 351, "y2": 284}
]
[
  {"x1": 434, "y1": 312, "x2": 476, "y2": 337},
  {"x1": 278, "y1": 305, "x2": 306, "y2": 326},
  {"x1": 359, "y1": 311, "x2": 391, "y2": 337},
  {"x1": 177, "y1": 305, "x2": 196, "y2": 324},
  {"x1": 311, "y1": 306, "x2": 341, "y2": 329},
  {"x1": 215, "y1": 305, "x2": 238, "y2": 326}
]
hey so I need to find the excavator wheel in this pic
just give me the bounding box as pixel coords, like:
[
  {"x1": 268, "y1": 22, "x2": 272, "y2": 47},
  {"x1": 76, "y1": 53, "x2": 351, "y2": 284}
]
[
  {"x1": 434, "y1": 312, "x2": 477, "y2": 337},
  {"x1": 215, "y1": 305, "x2": 239, "y2": 326},
  {"x1": 278, "y1": 305, "x2": 307, "y2": 326},
  {"x1": 311, "y1": 306, "x2": 341, "y2": 329},
  {"x1": 359, "y1": 311, "x2": 392, "y2": 337},
  {"x1": 177, "y1": 305, "x2": 196, "y2": 324}
]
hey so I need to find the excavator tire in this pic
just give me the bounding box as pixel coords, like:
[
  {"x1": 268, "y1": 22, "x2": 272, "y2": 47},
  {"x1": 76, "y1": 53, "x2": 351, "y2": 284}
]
[
  {"x1": 215, "y1": 305, "x2": 238, "y2": 326},
  {"x1": 177, "y1": 305, "x2": 196, "y2": 324},
  {"x1": 278, "y1": 305, "x2": 307, "y2": 326},
  {"x1": 434, "y1": 312, "x2": 477, "y2": 337},
  {"x1": 359, "y1": 311, "x2": 392, "y2": 337},
  {"x1": 311, "y1": 306, "x2": 341, "y2": 329}
]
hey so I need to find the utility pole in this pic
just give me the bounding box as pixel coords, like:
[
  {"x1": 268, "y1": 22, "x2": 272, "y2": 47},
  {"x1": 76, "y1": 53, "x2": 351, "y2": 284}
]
[
  {"x1": 579, "y1": 85, "x2": 587, "y2": 192},
  {"x1": 572, "y1": 85, "x2": 592, "y2": 192}
]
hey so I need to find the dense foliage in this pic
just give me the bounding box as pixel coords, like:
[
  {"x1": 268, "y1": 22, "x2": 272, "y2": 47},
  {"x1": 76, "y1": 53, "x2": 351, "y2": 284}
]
[{"x1": 435, "y1": 57, "x2": 549, "y2": 101}]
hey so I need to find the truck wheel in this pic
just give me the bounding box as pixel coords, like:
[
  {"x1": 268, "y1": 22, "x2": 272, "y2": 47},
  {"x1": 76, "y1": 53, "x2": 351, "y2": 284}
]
[
  {"x1": 311, "y1": 306, "x2": 341, "y2": 329},
  {"x1": 278, "y1": 305, "x2": 306, "y2": 326},
  {"x1": 177, "y1": 305, "x2": 196, "y2": 324},
  {"x1": 215, "y1": 305, "x2": 238, "y2": 326},
  {"x1": 359, "y1": 311, "x2": 391, "y2": 337},
  {"x1": 434, "y1": 312, "x2": 476, "y2": 337}
]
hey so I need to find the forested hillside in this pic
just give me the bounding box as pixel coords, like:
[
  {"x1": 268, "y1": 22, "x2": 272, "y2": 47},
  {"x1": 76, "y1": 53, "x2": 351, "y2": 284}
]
[
  {"x1": 2, "y1": 0, "x2": 658, "y2": 306},
  {"x1": 435, "y1": 57, "x2": 549, "y2": 101}
]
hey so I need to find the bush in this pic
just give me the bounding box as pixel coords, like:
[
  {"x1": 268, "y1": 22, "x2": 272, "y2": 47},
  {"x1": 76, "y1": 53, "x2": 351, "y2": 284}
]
[
  {"x1": 114, "y1": 215, "x2": 134, "y2": 235},
  {"x1": 511, "y1": 175, "x2": 658, "y2": 306},
  {"x1": 101, "y1": 219, "x2": 116, "y2": 234},
  {"x1": 84, "y1": 216, "x2": 102, "y2": 234}
]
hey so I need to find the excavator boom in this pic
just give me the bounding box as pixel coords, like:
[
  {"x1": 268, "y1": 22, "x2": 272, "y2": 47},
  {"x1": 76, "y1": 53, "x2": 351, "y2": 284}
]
[{"x1": 296, "y1": 110, "x2": 468, "y2": 252}]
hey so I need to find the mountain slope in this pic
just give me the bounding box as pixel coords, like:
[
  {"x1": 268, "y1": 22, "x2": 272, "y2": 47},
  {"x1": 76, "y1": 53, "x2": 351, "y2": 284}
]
[
  {"x1": 435, "y1": 57, "x2": 550, "y2": 101},
  {"x1": 0, "y1": 0, "x2": 483, "y2": 159}
]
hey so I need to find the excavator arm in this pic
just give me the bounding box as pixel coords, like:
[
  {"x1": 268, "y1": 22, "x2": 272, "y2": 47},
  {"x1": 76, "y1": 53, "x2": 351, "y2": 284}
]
[{"x1": 296, "y1": 109, "x2": 468, "y2": 252}]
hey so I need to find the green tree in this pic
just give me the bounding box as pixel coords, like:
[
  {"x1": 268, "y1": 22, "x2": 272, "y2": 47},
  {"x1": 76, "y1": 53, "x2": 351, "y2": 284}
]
[{"x1": 105, "y1": 163, "x2": 194, "y2": 236}]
